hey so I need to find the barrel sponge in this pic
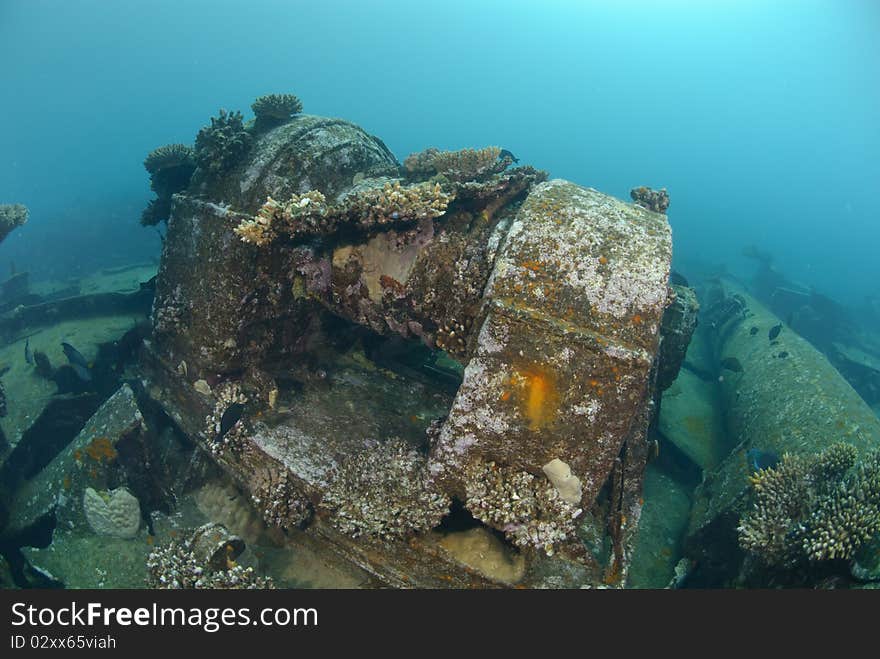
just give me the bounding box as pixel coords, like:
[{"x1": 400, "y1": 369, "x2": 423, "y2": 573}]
[
  {"x1": 83, "y1": 486, "x2": 141, "y2": 539},
  {"x1": 738, "y1": 443, "x2": 880, "y2": 566},
  {"x1": 0, "y1": 203, "x2": 28, "y2": 243},
  {"x1": 251, "y1": 93, "x2": 303, "y2": 121}
]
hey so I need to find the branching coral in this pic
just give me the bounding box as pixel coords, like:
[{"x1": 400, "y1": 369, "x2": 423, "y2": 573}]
[
  {"x1": 144, "y1": 143, "x2": 195, "y2": 177},
  {"x1": 0, "y1": 203, "x2": 28, "y2": 243},
  {"x1": 194, "y1": 109, "x2": 253, "y2": 179},
  {"x1": 144, "y1": 144, "x2": 195, "y2": 194},
  {"x1": 430, "y1": 146, "x2": 513, "y2": 182},
  {"x1": 403, "y1": 147, "x2": 441, "y2": 177},
  {"x1": 321, "y1": 438, "x2": 450, "y2": 539},
  {"x1": 234, "y1": 181, "x2": 453, "y2": 245},
  {"x1": 251, "y1": 93, "x2": 303, "y2": 128},
  {"x1": 463, "y1": 459, "x2": 582, "y2": 556},
  {"x1": 404, "y1": 146, "x2": 517, "y2": 183},
  {"x1": 141, "y1": 144, "x2": 195, "y2": 225},
  {"x1": 738, "y1": 443, "x2": 880, "y2": 567}
]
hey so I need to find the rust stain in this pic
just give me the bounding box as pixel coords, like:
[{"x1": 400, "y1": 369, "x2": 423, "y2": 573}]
[
  {"x1": 515, "y1": 367, "x2": 559, "y2": 430},
  {"x1": 84, "y1": 437, "x2": 117, "y2": 463}
]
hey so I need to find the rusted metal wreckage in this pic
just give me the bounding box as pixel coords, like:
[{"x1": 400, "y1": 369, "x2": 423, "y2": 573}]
[{"x1": 140, "y1": 115, "x2": 678, "y2": 587}]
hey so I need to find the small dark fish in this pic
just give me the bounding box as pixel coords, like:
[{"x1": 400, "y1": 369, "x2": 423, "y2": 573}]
[
  {"x1": 61, "y1": 342, "x2": 89, "y2": 368},
  {"x1": 70, "y1": 363, "x2": 92, "y2": 381},
  {"x1": 25, "y1": 338, "x2": 33, "y2": 365},
  {"x1": 747, "y1": 448, "x2": 780, "y2": 472},
  {"x1": 768, "y1": 323, "x2": 782, "y2": 341},
  {"x1": 498, "y1": 148, "x2": 519, "y2": 164},
  {"x1": 749, "y1": 326, "x2": 759, "y2": 336},
  {"x1": 720, "y1": 357, "x2": 744, "y2": 373},
  {"x1": 669, "y1": 271, "x2": 689, "y2": 287},
  {"x1": 217, "y1": 402, "x2": 244, "y2": 439},
  {"x1": 778, "y1": 351, "x2": 789, "y2": 359}
]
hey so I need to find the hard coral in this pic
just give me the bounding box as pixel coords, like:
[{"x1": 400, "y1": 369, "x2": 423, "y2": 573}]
[
  {"x1": 0, "y1": 203, "x2": 28, "y2": 243},
  {"x1": 738, "y1": 443, "x2": 880, "y2": 566},
  {"x1": 463, "y1": 459, "x2": 582, "y2": 556},
  {"x1": 630, "y1": 186, "x2": 670, "y2": 213},
  {"x1": 194, "y1": 109, "x2": 253, "y2": 180},
  {"x1": 143, "y1": 143, "x2": 195, "y2": 176},
  {"x1": 235, "y1": 181, "x2": 453, "y2": 245},
  {"x1": 430, "y1": 146, "x2": 511, "y2": 183},
  {"x1": 141, "y1": 144, "x2": 195, "y2": 225},
  {"x1": 321, "y1": 438, "x2": 450, "y2": 539},
  {"x1": 251, "y1": 93, "x2": 303, "y2": 127},
  {"x1": 403, "y1": 147, "x2": 441, "y2": 177}
]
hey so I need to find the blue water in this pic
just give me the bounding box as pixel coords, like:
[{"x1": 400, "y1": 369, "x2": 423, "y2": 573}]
[{"x1": 1, "y1": 0, "x2": 878, "y2": 306}]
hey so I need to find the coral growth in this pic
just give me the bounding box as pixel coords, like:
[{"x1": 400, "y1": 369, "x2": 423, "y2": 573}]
[
  {"x1": 630, "y1": 186, "x2": 670, "y2": 213},
  {"x1": 403, "y1": 147, "x2": 441, "y2": 177},
  {"x1": 738, "y1": 443, "x2": 880, "y2": 566},
  {"x1": 463, "y1": 459, "x2": 582, "y2": 555},
  {"x1": 194, "y1": 109, "x2": 253, "y2": 180},
  {"x1": 143, "y1": 143, "x2": 195, "y2": 179},
  {"x1": 0, "y1": 203, "x2": 28, "y2": 243},
  {"x1": 235, "y1": 181, "x2": 453, "y2": 245},
  {"x1": 141, "y1": 144, "x2": 195, "y2": 225},
  {"x1": 140, "y1": 197, "x2": 172, "y2": 227},
  {"x1": 146, "y1": 526, "x2": 274, "y2": 589},
  {"x1": 251, "y1": 93, "x2": 303, "y2": 129},
  {"x1": 152, "y1": 283, "x2": 189, "y2": 335},
  {"x1": 205, "y1": 382, "x2": 249, "y2": 456},
  {"x1": 431, "y1": 146, "x2": 513, "y2": 182},
  {"x1": 404, "y1": 146, "x2": 514, "y2": 183},
  {"x1": 252, "y1": 474, "x2": 313, "y2": 532},
  {"x1": 321, "y1": 439, "x2": 450, "y2": 539}
]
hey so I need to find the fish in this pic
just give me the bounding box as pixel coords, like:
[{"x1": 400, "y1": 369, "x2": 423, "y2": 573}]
[
  {"x1": 61, "y1": 342, "x2": 89, "y2": 368},
  {"x1": 747, "y1": 448, "x2": 780, "y2": 472},
  {"x1": 25, "y1": 338, "x2": 33, "y2": 364},
  {"x1": 768, "y1": 323, "x2": 783, "y2": 341},
  {"x1": 498, "y1": 148, "x2": 519, "y2": 164},
  {"x1": 778, "y1": 351, "x2": 789, "y2": 359},
  {"x1": 720, "y1": 357, "x2": 743, "y2": 373},
  {"x1": 749, "y1": 326, "x2": 759, "y2": 336}
]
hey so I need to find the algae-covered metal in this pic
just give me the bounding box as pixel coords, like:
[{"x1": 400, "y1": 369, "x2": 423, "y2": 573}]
[
  {"x1": 146, "y1": 112, "x2": 675, "y2": 587},
  {"x1": 687, "y1": 283, "x2": 880, "y2": 556}
]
